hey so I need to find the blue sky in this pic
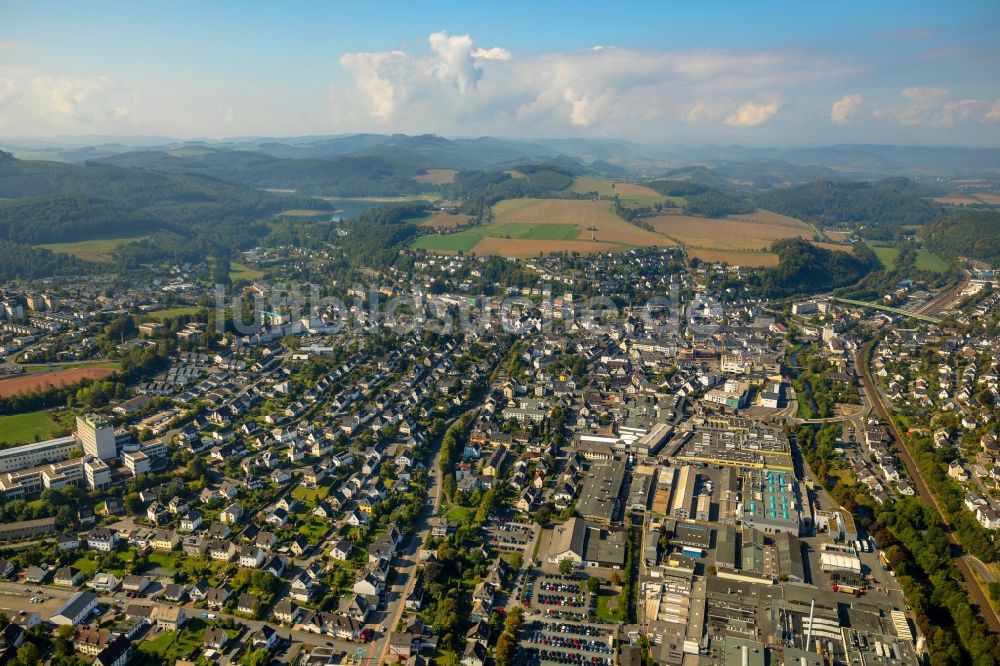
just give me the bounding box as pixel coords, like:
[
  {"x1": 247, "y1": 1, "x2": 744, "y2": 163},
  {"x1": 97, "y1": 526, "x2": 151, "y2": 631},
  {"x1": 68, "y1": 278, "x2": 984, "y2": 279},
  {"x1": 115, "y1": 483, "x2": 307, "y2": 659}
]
[{"x1": 1, "y1": 0, "x2": 998, "y2": 145}]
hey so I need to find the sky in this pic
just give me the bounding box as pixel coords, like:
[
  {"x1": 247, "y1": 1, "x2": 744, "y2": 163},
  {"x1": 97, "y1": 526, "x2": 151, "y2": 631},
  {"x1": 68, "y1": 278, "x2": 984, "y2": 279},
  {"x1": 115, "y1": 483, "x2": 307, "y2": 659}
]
[{"x1": 1, "y1": 0, "x2": 999, "y2": 146}]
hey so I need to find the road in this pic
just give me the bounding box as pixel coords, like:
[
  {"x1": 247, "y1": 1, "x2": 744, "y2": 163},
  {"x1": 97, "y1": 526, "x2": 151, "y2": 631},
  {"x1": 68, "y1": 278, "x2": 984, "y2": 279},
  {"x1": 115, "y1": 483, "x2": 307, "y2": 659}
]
[
  {"x1": 856, "y1": 339, "x2": 1000, "y2": 633},
  {"x1": 365, "y1": 422, "x2": 447, "y2": 666}
]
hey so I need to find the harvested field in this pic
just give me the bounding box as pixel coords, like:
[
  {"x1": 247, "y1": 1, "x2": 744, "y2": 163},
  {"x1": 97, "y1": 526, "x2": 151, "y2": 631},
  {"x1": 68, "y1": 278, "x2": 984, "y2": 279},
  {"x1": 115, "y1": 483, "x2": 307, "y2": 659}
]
[
  {"x1": 687, "y1": 248, "x2": 779, "y2": 267},
  {"x1": 276, "y1": 209, "x2": 328, "y2": 217},
  {"x1": 934, "y1": 196, "x2": 984, "y2": 206},
  {"x1": 414, "y1": 169, "x2": 457, "y2": 184},
  {"x1": 419, "y1": 212, "x2": 473, "y2": 229},
  {"x1": 645, "y1": 210, "x2": 812, "y2": 251},
  {"x1": 826, "y1": 231, "x2": 853, "y2": 242},
  {"x1": 491, "y1": 198, "x2": 670, "y2": 247},
  {"x1": 38, "y1": 235, "x2": 149, "y2": 262},
  {"x1": 0, "y1": 367, "x2": 115, "y2": 398},
  {"x1": 811, "y1": 242, "x2": 853, "y2": 253},
  {"x1": 570, "y1": 176, "x2": 615, "y2": 196},
  {"x1": 612, "y1": 182, "x2": 662, "y2": 197},
  {"x1": 974, "y1": 192, "x2": 1000, "y2": 205}
]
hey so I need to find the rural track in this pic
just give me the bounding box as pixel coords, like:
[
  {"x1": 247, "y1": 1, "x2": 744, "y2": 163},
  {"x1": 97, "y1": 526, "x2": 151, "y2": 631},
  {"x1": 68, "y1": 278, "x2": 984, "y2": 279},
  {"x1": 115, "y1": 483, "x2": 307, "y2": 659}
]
[{"x1": 857, "y1": 339, "x2": 1000, "y2": 633}]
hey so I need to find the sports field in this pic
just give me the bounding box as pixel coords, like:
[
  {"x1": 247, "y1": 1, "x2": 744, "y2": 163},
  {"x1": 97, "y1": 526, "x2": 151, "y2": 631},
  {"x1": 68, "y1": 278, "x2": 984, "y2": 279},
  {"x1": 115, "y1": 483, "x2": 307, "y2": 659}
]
[
  {"x1": 411, "y1": 198, "x2": 672, "y2": 257},
  {"x1": 0, "y1": 366, "x2": 116, "y2": 398},
  {"x1": 38, "y1": 235, "x2": 149, "y2": 262},
  {"x1": 0, "y1": 410, "x2": 66, "y2": 446}
]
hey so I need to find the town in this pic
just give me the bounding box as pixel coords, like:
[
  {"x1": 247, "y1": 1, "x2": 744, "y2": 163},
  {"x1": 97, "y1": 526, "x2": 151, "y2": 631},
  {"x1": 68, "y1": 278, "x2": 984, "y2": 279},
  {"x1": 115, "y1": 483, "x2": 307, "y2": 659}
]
[{"x1": 0, "y1": 240, "x2": 996, "y2": 666}]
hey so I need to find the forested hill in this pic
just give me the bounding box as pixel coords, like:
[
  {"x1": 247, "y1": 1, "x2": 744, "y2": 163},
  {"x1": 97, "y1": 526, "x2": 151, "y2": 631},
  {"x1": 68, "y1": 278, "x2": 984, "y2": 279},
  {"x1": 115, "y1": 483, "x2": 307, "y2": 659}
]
[
  {"x1": 755, "y1": 179, "x2": 940, "y2": 238},
  {"x1": 922, "y1": 210, "x2": 1000, "y2": 267},
  {"x1": 96, "y1": 149, "x2": 428, "y2": 197},
  {"x1": 0, "y1": 150, "x2": 330, "y2": 278}
]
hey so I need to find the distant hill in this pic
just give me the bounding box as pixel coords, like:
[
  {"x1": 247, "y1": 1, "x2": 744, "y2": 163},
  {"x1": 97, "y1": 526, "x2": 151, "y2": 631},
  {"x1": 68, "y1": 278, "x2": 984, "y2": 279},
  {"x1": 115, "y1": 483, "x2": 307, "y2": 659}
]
[
  {"x1": 922, "y1": 210, "x2": 1000, "y2": 267},
  {"x1": 755, "y1": 179, "x2": 940, "y2": 238}
]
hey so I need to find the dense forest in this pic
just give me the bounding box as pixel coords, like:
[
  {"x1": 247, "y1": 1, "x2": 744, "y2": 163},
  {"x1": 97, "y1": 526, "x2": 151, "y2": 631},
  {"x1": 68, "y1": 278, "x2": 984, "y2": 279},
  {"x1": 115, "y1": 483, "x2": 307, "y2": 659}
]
[
  {"x1": 755, "y1": 179, "x2": 940, "y2": 238},
  {"x1": 733, "y1": 238, "x2": 880, "y2": 298},
  {"x1": 922, "y1": 210, "x2": 1000, "y2": 267},
  {"x1": 644, "y1": 180, "x2": 755, "y2": 217},
  {"x1": 0, "y1": 150, "x2": 330, "y2": 275},
  {"x1": 0, "y1": 239, "x2": 96, "y2": 280}
]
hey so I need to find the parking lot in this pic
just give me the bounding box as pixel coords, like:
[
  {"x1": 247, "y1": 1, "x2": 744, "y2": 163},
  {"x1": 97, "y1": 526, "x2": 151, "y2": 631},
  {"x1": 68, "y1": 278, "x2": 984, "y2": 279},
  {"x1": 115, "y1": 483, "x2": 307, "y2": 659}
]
[
  {"x1": 521, "y1": 572, "x2": 597, "y2": 623},
  {"x1": 485, "y1": 518, "x2": 535, "y2": 553},
  {"x1": 517, "y1": 619, "x2": 616, "y2": 666}
]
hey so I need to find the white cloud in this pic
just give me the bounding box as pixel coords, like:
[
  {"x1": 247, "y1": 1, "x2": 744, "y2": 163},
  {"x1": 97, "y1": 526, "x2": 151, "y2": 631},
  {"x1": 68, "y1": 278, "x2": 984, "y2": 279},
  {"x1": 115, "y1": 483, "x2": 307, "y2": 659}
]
[
  {"x1": 874, "y1": 87, "x2": 998, "y2": 126},
  {"x1": 472, "y1": 47, "x2": 511, "y2": 61},
  {"x1": 987, "y1": 98, "x2": 1000, "y2": 122},
  {"x1": 334, "y1": 34, "x2": 844, "y2": 136},
  {"x1": 725, "y1": 99, "x2": 781, "y2": 127},
  {"x1": 830, "y1": 93, "x2": 864, "y2": 124}
]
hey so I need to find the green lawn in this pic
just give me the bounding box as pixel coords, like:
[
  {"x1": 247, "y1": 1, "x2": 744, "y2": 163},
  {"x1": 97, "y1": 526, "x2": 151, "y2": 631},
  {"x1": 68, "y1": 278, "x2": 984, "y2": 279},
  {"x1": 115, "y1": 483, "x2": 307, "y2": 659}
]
[
  {"x1": 866, "y1": 242, "x2": 948, "y2": 273},
  {"x1": 143, "y1": 306, "x2": 205, "y2": 321},
  {"x1": 292, "y1": 485, "x2": 330, "y2": 504},
  {"x1": 868, "y1": 243, "x2": 900, "y2": 270},
  {"x1": 445, "y1": 505, "x2": 475, "y2": 523},
  {"x1": 230, "y1": 262, "x2": 265, "y2": 282},
  {"x1": 37, "y1": 234, "x2": 149, "y2": 262},
  {"x1": 20, "y1": 360, "x2": 121, "y2": 374},
  {"x1": 146, "y1": 551, "x2": 183, "y2": 572},
  {"x1": 914, "y1": 249, "x2": 949, "y2": 272},
  {"x1": 70, "y1": 554, "x2": 99, "y2": 576},
  {"x1": 412, "y1": 222, "x2": 580, "y2": 253},
  {"x1": 140, "y1": 619, "x2": 207, "y2": 661},
  {"x1": 0, "y1": 410, "x2": 66, "y2": 446},
  {"x1": 298, "y1": 517, "x2": 330, "y2": 545},
  {"x1": 595, "y1": 589, "x2": 622, "y2": 622}
]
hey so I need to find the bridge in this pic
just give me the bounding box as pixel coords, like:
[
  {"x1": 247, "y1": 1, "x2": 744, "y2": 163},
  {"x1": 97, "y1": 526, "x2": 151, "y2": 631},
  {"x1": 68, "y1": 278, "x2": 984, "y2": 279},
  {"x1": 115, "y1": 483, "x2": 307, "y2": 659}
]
[{"x1": 831, "y1": 297, "x2": 941, "y2": 324}]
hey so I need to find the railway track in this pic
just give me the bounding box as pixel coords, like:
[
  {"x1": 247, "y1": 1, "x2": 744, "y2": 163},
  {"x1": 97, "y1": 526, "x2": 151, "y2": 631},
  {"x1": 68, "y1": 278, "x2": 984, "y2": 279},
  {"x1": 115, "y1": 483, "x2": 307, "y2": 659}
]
[{"x1": 857, "y1": 339, "x2": 1000, "y2": 632}]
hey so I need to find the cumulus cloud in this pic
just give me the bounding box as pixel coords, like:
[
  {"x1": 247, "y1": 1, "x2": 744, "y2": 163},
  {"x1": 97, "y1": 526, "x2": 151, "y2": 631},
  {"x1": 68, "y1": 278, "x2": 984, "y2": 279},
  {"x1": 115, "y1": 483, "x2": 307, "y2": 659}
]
[
  {"x1": 0, "y1": 67, "x2": 133, "y2": 131},
  {"x1": 987, "y1": 99, "x2": 1000, "y2": 122},
  {"x1": 472, "y1": 47, "x2": 511, "y2": 61},
  {"x1": 334, "y1": 34, "x2": 844, "y2": 135},
  {"x1": 830, "y1": 93, "x2": 864, "y2": 124},
  {"x1": 725, "y1": 99, "x2": 780, "y2": 127},
  {"x1": 873, "y1": 87, "x2": 998, "y2": 126}
]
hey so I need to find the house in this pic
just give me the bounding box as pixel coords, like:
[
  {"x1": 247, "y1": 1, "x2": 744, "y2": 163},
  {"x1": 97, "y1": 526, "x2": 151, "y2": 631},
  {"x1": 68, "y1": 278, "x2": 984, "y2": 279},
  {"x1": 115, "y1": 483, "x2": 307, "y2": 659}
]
[
  {"x1": 347, "y1": 511, "x2": 368, "y2": 527},
  {"x1": 87, "y1": 527, "x2": 119, "y2": 552},
  {"x1": 274, "y1": 599, "x2": 299, "y2": 625},
  {"x1": 289, "y1": 534, "x2": 309, "y2": 556},
  {"x1": 290, "y1": 573, "x2": 314, "y2": 602},
  {"x1": 25, "y1": 566, "x2": 50, "y2": 584},
  {"x1": 251, "y1": 625, "x2": 278, "y2": 651},
  {"x1": 49, "y1": 591, "x2": 98, "y2": 626},
  {"x1": 209, "y1": 540, "x2": 237, "y2": 562},
  {"x1": 265, "y1": 508, "x2": 289, "y2": 527},
  {"x1": 330, "y1": 540, "x2": 353, "y2": 561},
  {"x1": 352, "y1": 572, "x2": 383, "y2": 598},
  {"x1": 90, "y1": 572, "x2": 122, "y2": 593},
  {"x1": 180, "y1": 510, "x2": 203, "y2": 532},
  {"x1": 73, "y1": 625, "x2": 113, "y2": 656},
  {"x1": 122, "y1": 575, "x2": 151, "y2": 594},
  {"x1": 162, "y1": 583, "x2": 187, "y2": 603},
  {"x1": 405, "y1": 587, "x2": 424, "y2": 611},
  {"x1": 151, "y1": 604, "x2": 186, "y2": 631},
  {"x1": 462, "y1": 640, "x2": 488, "y2": 666},
  {"x1": 94, "y1": 634, "x2": 133, "y2": 666},
  {"x1": 0, "y1": 560, "x2": 15, "y2": 579},
  {"x1": 206, "y1": 585, "x2": 232, "y2": 610},
  {"x1": 54, "y1": 566, "x2": 83, "y2": 587},
  {"x1": 203, "y1": 626, "x2": 229, "y2": 650},
  {"x1": 220, "y1": 503, "x2": 244, "y2": 524},
  {"x1": 239, "y1": 546, "x2": 266, "y2": 568},
  {"x1": 150, "y1": 530, "x2": 178, "y2": 552},
  {"x1": 338, "y1": 594, "x2": 373, "y2": 622},
  {"x1": 188, "y1": 580, "x2": 209, "y2": 602},
  {"x1": 237, "y1": 593, "x2": 258, "y2": 616}
]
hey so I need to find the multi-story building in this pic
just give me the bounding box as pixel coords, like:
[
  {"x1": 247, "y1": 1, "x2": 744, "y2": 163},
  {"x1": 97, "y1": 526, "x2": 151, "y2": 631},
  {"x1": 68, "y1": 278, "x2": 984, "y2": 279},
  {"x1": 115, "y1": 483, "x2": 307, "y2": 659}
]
[{"x1": 76, "y1": 414, "x2": 116, "y2": 461}]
